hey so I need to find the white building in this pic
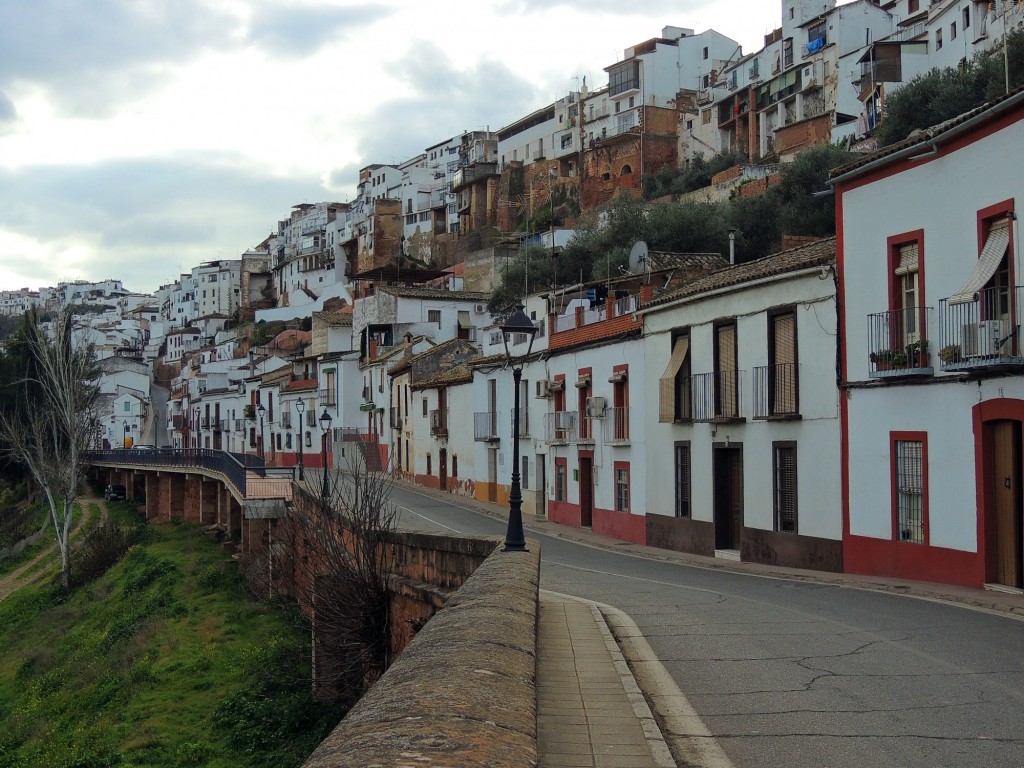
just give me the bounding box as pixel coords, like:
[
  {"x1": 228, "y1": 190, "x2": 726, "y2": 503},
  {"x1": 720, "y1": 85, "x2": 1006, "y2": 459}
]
[
  {"x1": 192, "y1": 260, "x2": 241, "y2": 319},
  {"x1": 833, "y1": 88, "x2": 1024, "y2": 588}
]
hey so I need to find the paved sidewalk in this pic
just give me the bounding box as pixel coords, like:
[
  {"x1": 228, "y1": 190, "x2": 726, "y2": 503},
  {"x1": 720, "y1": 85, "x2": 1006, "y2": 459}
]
[{"x1": 537, "y1": 592, "x2": 675, "y2": 768}]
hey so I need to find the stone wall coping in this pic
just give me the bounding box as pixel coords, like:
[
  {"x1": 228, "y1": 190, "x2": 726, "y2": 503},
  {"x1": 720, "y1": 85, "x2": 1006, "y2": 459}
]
[{"x1": 303, "y1": 539, "x2": 541, "y2": 768}]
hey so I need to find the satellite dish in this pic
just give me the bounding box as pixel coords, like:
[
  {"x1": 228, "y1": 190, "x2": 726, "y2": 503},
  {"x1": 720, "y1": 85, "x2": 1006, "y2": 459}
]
[{"x1": 627, "y1": 241, "x2": 649, "y2": 275}]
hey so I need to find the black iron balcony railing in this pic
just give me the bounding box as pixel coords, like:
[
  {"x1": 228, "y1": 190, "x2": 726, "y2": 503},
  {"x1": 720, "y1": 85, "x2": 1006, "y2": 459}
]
[
  {"x1": 280, "y1": 413, "x2": 292, "y2": 429},
  {"x1": 867, "y1": 307, "x2": 934, "y2": 378},
  {"x1": 390, "y1": 411, "x2": 403, "y2": 430},
  {"x1": 474, "y1": 411, "x2": 499, "y2": 442},
  {"x1": 938, "y1": 286, "x2": 1024, "y2": 371},
  {"x1": 319, "y1": 389, "x2": 337, "y2": 407},
  {"x1": 691, "y1": 370, "x2": 744, "y2": 422},
  {"x1": 753, "y1": 363, "x2": 799, "y2": 419}
]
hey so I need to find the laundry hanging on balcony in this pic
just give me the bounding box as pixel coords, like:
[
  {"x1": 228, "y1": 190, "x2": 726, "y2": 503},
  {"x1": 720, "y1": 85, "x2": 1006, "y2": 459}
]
[{"x1": 948, "y1": 219, "x2": 1010, "y2": 305}]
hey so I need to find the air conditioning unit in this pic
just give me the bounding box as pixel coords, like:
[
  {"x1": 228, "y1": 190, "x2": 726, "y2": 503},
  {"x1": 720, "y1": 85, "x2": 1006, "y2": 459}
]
[
  {"x1": 963, "y1": 320, "x2": 1005, "y2": 357},
  {"x1": 585, "y1": 396, "x2": 607, "y2": 418},
  {"x1": 474, "y1": 303, "x2": 487, "y2": 313},
  {"x1": 536, "y1": 380, "x2": 552, "y2": 399},
  {"x1": 555, "y1": 410, "x2": 574, "y2": 429}
]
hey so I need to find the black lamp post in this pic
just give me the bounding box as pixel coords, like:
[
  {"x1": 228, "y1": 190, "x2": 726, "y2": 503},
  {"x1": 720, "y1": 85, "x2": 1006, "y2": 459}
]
[
  {"x1": 319, "y1": 409, "x2": 333, "y2": 498},
  {"x1": 123, "y1": 419, "x2": 130, "y2": 449},
  {"x1": 500, "y1": 303, "x2": 538, "y2": 552},
  {"x1": 295, "y1": 399, "x2": 305, "y2": 481},
  {"x1": 257, "y1": 402, "x2": 266, "y2": 459}
]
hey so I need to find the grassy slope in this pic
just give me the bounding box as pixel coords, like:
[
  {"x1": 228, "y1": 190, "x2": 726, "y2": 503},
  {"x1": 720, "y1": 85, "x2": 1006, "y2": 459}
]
[{"x1": 0, "y1": 506, "x2": 341, "y2": 768}]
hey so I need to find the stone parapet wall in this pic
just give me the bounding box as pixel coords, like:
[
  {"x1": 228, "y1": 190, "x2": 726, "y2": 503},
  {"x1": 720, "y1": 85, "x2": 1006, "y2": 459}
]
[{"x1": 303, "y1": 541, "x2": 541, "y2": 768}]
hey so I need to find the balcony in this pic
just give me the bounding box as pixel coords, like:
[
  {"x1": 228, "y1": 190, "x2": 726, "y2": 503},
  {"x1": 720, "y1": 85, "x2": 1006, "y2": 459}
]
[
  {"x1": 201, "y1": 417, "x2": 213, "y2": 429},
  {"x1": 938, "y1": 286, "x2": 1024, "y2": 372},
  {"x1": 512, "y1": 408, "x2": 530, "y2": 439},
  {"x1": 390, "y1": 412, "x2": 403, "y2": 431},
  {"x1": 752, "y1": 363, "x2": 800, "y2": 420},
  {"x1": 545, "y1": 411, "x2": 578, "y2": 444},
  {"x1": 474, "y1": 411, "x2": 500, "y2": 442},
  {"x1": 430, "y1": 409, "x2": 448, "y2": 437},
  {"x1": 691, "y1": 370, "x2": 744, "y2": 423},
  {"x1": 318, "y1": 389, "x2": 337, "y2": 407},
  {"x1": 867, "y1": 307, "x2": 934, "y2": 379},
  {"x1": 606, "y1": 406, "x2": 630, "y2": 445},
  {"x1": 280, "y1": 413, "x2": 292, "y2": 429}
]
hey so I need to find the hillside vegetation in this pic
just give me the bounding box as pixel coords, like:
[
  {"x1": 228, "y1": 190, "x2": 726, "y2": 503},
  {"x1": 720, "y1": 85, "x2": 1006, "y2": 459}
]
[{"x1": 0, "y1": 504, "x2": 340, "y2": 768}]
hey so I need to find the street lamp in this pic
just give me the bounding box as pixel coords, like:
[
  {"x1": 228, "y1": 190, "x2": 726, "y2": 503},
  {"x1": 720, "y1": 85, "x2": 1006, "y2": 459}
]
[
  {"x1": 500, "y1": 303, "x2": 538, "y2": 552},
  {"x1": 319, "y1": 409, "x2": 333, "y2": 498},
  {"x1": 123, "y1": 420, "x2": 130, "y2": 449},
  {"x1": 257, "y1": 402, "x2": 267, "y2": 459},
  {"x1": 295, "y1": 399, "x2": 305, "y2": 481}
]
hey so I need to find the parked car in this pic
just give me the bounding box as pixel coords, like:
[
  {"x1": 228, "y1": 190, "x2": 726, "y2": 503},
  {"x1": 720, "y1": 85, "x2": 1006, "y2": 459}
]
[{"x1": 104, "y1": 484, "x2": 127, "y2": 501}]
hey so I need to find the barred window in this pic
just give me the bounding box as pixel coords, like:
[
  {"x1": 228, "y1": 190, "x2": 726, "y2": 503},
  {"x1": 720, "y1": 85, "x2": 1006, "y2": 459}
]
[
  {"x1": 555, "y1": 462, "x2": 567, "y2": 502},
  {"x1": 615, "y1": 466, "x2": 630, "y2": 513},
  {"x1": 895, "y1": 439, "x2": 925, "y2": 543},
  {"x1": 674, "y1": 442, "x2": 691, "y2": 518},
  {"x1": 773, "y1": 443, "x2": 797, "y2": 533}
]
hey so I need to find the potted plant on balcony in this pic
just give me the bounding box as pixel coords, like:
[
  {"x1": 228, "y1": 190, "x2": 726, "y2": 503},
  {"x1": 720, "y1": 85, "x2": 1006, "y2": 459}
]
[
  {"x1": 905, "y1": 339, "x2": 929, "y2": 368},
  {"x1": 939, "y1": 344, "x2": 962, "y2": 365},
  {"x1": 870, "y1": 349, "x2": 906, "y2": 370}
]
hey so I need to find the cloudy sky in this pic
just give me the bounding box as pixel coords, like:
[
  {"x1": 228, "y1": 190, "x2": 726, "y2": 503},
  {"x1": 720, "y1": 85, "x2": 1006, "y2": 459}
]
[{"x1": 0, "y1": 0, "x2": 791, "y2": 295}]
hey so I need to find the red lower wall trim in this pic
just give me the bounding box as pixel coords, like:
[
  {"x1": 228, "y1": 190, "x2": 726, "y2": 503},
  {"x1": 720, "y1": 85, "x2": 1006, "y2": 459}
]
[
  {"x1": 415, "y1": 474, "x2": 441, "y2": 491},
  {"x1": 844, "y1": 535, "x2": 984, "y2": 587},
  {"x1": 593, "y1": 507, "x2": 646, "y2": 545},
  {"x1": 548, "y1": 500, "x2": 582, "y2": 528}
]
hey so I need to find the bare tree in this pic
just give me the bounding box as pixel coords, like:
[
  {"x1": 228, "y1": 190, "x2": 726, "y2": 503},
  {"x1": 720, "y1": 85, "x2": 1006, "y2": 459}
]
[
  {"x1": 249, "y1": 448, "x2": 399, "y2": 702},
  {"x1": 0, "y1": 308, "x2": 99, "y2": 590}
]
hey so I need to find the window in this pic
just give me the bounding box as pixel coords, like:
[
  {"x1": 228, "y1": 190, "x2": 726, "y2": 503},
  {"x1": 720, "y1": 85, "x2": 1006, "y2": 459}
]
[
  {"x1": 773, "y1": 442, "x2": 797, "y2": 532},
  {"x1": 703, "y1": 46, "x2": 709, "y2": 59},
  {"x1": 422, "y1": 397, "x2": 428, "y2": 417},
  {"x1": 427, "y1": 453, "x2": 432, "y2": 476},
  {"x1": 555, "y1": 460, "x2": 567, "y2": 501},
  {"x1": 452, "y1": 454, "x2": 458, "y2": 477},
  {"x1": 615, "y1": 100, "x2": 621, "y2": 113},
  {"x1": 783, "y1": 38, "x2": 793, "y2": 68},
  {"x1": 522, "y1": 456, "x2": 529, "y2": 490},
  {"x1": 659, "y1": 333, "x2": 691, "y2": 422},
  {"x1": 427, "y1": 309, "x2": 441, "y2": 327},
  {"x1": 715, "y1": 322, "x2": 739, "y2": 418},
  {"x1": 888, "y1": 233, "x2": 924, "y2": 350},
  {"x1": 908, "y1": 0, "x2": 919, "y2": 12},
  {"x1": 614, "y1": 463, "x2": 630, "y2": 513},
  {"x1": 963, "y1": 6, "x2": 970, "y2": 30},
  {"x1": 124, "y1": 401, "x2": 130, "y2": 413},
  {"x1": 608, "y1": 60, "x2": 639, "y2": 95},
  {"x1": 770, "y1": 310, "x2": 798, "y2": 416},
  {"x1": 892, "y1": 434, "x2": 927, "y2": 543},
  {"x1": 674, "y1": 443, "x2": 691, "y2": 518},
  {"x1": 935, "y1": 28, "x2": 942, "y2": 50},
  {"x1": 950, "y1": 21, "x2": 957, "y2": 41},
  {"x1": 686, "y1": 119, "x2": 693, "y2": 131},
  {"x1": 702, "y1": 109, "x2": 712, "y2": 125},
  {"x1": 628, "y1": 96, "x2": 635, "y2": 108}
]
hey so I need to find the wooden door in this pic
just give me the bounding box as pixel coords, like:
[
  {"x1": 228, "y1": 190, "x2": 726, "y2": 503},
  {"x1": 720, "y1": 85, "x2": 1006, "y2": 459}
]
[
  {"x1": 992, "y1": 421, "x2": 1022, "y2": 587},
  {"x1": 579, "y1": 457, "x2": 593, "y2": 527},
  {"x1": 487, "y1": 448, "x2": 497, "y2": 502},
  {"x1": 536, "y1": 454, "x2": 547, "y2": 519},
  {"x1": 714, "y1": 447, "x2": 744, "y2": 549},
  {"x1": 439, "y1": 448, "x2": 447, "y2": 492}
]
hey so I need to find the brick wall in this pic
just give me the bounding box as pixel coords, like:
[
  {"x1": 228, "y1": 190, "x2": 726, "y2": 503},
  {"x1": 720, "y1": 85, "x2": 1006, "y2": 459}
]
[{"x1": 775, "y1": 113, "x2": 832, "y2": 158}]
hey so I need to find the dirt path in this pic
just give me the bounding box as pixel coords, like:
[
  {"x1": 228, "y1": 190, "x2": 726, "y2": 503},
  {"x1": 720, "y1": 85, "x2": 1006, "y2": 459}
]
[{"x1": 0, "y1": 496, "x2": 108, "y2": 602}]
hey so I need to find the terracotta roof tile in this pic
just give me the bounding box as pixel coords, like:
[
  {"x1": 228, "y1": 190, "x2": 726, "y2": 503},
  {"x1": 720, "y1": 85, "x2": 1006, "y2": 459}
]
[
  {"x1": 378, "y1": 285, "x2": 491, "y2": 301},
  {"x1": 644, "y1": 237, "x2": 836, "y2": 309}
]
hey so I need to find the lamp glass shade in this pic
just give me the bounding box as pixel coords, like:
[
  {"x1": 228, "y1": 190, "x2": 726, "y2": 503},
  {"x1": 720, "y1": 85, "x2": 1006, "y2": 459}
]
[
  {"x1": 319, "y1": 409, "x2": 333, "y2": 432},
  {"x1": 499, "y1": 304, "x2": 537, "y2": 364}
]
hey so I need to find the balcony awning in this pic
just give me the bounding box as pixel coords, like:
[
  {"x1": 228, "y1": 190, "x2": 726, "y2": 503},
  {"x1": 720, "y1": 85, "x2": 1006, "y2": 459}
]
[
  {"x1": 458, "y1": 311, "x2": 472, "y2": 329},
  {"x1": 658, "y1": 337, "x2": 690, "y2": 423},
  {"x1": 948, "y1": 220, "x2": 1010, "y2": 305}
]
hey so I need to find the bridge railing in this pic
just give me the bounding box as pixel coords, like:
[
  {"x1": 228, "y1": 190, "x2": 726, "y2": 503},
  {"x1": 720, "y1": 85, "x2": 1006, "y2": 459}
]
[{"x1": 87, "y1": 448, "x2": 288, "y2": 498}]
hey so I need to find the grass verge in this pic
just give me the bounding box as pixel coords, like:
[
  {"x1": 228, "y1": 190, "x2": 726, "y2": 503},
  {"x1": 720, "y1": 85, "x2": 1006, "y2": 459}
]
[{"x1": 0, "y1": 505, "x2": 341, "y2": 768}]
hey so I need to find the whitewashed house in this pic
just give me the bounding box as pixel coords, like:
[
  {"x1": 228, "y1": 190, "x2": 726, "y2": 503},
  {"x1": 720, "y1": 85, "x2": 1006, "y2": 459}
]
[
  {"x1": 833, "y1": 88, "x2": 1024, "y2": 588},
  {"x1": 642, "y1": 239, "x2": 841, "y2": 569}
]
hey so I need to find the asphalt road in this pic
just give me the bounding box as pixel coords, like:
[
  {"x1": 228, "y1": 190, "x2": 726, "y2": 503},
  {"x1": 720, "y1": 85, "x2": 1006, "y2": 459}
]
[{"x1": 388, "y1": 482, "x2": 1024, "y2": 768}]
